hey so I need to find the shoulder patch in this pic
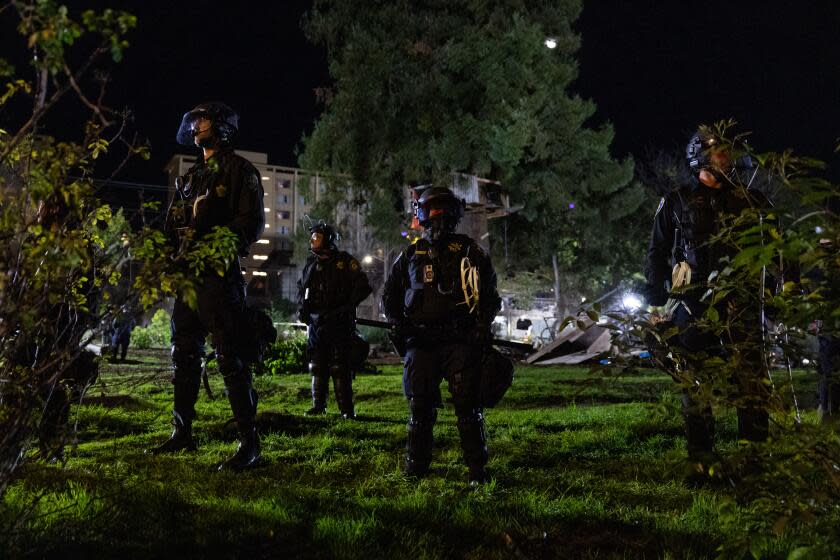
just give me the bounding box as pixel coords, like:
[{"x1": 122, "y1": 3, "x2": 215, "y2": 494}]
[
  {"x1": 335, "y1": 260, "x2": 345, "y2": 270},
  {"x1": 448, "y1": 241, "x2": 463, "y2": 253},
  {"x1": 244, "y1": 169, "x2": 260, "y2": 192},
  {"x1": 350, "y1": 259, "x2": 359, "y2": 271}
]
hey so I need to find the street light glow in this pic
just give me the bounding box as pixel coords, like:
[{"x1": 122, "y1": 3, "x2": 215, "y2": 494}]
[
  {"x1": 622, "y1": 293, "x2": 642, "y2": 311},
  {"x1": 363, "y1": 255, "x2": 374, "y2": 264},
  {"x1": 544, "y1": 37, "x2": 557, "y2": 49}
]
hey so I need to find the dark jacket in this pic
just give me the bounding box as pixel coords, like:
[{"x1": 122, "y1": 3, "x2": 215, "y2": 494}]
[
  {"x1": 165, "y1": 147, "x2": 265, "y2": 257},
  {"x1": 297, "y1": 250, "x2": 372, "y2": 324},
  {"x1": 643, "y1": 178, "x2": 770, "y2": 308},
  {"x1": 383, "y1": 232, "x2": 501, "y2": 330}
]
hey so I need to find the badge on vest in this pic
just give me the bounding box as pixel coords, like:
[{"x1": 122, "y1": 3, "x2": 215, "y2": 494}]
[
  {"x1": 424, "y1": 264, "x2": 434, "y2": 283},
  {"x1": 215, "y1": 184, "x2": 227, "y2": 197}
]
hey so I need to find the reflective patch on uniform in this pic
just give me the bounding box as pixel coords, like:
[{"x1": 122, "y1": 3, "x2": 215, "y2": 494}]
[
  {"x1": 336, "y1": 260, "x2": 345, "y2": 270},
  {"x1": 415, "y1": 250, "x2": 427, "y2": 255},
  {"x1": 655, "y1": 197, "x2": 665, "y2": 217},
  {"x1": 448, "y1": 241, "x2": 463, "y2": 252},
  {"x1": 350, "y1": 260, "x2": 359, "y2": 271},
  {"x1": 215, "y1": 184, "x2": 227, "y2": 197},
  {"x1": 424, "y1": 264, "x2": 434, "y2": 283},
  {"x1": 245, "y1": 171, "x2": 259, "y2": 191}
]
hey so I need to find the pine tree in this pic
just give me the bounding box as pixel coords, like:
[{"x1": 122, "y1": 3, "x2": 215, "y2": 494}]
[{"x1": 301, "y1": 0, "x2": 649, "y2": 311}]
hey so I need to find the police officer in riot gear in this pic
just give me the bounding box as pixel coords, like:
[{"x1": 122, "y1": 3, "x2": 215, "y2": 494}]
[
  {"x1": 643, "y1": 127, "x2": 771, "y2": 466},
  {"x1": 150, "y1": 102, "x2": 265, "y2": 470},
  {"x1": 298, "y1": 222, "x2": 372, "y2": 419},
  {"x1": 383, "y1": 186, "x2": 501, "y2": 485}
]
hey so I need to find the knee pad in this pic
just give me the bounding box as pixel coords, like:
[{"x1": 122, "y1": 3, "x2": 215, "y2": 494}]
[
  {"x1": 309, "y1": 361, "x2": 328, "y2": 378},
  {"x1": 456, "y1": 408, "x2": 484, "y2": 426},
  {"x1": 171, "y1": 348, "x2": 202, "y2": 382},
  {"x1": 408, "y1": 398, "x2": 437, "y2": 424},
  {"x1": 329, "y1": 362, "x2": 347, "y2": 378},
  {"x1": 217, "y1": 350, "x2": 245, "y2": 379}
]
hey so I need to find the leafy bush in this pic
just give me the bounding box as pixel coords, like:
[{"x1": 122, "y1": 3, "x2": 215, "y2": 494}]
[
  {"x1": 131, "y1": 309, "x2": 170, "y2": 349},
  {"x1": 261, "y1": 334, "x2": 307, "y2": 376},
  {"x1": 267, "y1": 297, "x2": 297, "y2": 323}
]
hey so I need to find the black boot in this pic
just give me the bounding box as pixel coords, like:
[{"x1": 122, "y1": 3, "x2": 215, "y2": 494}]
[
  {"x1": 218, "y1": 424, "x2": 261, "y2": 471},
  {"x1": 146, "y1": 412, "x2": 196, "y2": 454},
  {"x1": 39, "y1": 385, "x2": 70, "y2": 463},
  {"x1": 38, "y1": 439, "x2": 66, "y2": 464},
  {"x1": 333, "y1": 372, "x2": 355, "y2": 419},
  {"x1": 404, "y1": 399, "x2": 436, "y2": 478},
  {"x1": 683, "y1": 391, "x2": 715, "y2": 458},
  {"x1": 457, "y1": 410, "x2": 489, "y2": 486},
  {"x1": 219, "y1": 379, "x2": 260, "y2": 470},
  {"x1": 306, "y1": 376, "x2": 328, "y2": 415}
]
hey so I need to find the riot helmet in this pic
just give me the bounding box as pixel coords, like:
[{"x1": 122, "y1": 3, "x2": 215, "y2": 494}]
[
  {"x1": 176, "y1": 101, "x2": 239, "y2": 147},
  {"x1": 686, "y1": 129, "x2": 723, "y2": 173},
  {"x1": 309, "y1": 220, "x2": 339, "y2": 255},
  {"x1": 687, "y1": 127, "x2": 755, "y2": 186},
  {"x1": 414, "y1": 186, "x2": 466, "y2": 239}
]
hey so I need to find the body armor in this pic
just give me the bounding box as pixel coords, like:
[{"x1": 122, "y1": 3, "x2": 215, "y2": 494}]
[{"x1": 405, "y1": 237, "x2": 474, "y2": 325}]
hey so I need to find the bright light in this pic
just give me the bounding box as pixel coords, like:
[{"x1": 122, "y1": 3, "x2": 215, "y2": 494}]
[
  {"x1": 261, "y1": 176, "x2": 270, "y2": 181},
  {"x1": 264, "y1": 208, "x2": 270, "y2": 213},
  {"x1": 544, "y1": 37, "x2": 557, "y2": 49},
  {"x1": 802, "y1": 358, "x2": 811, "y2": 365},
  {"x1": 264, "y1": 224, "x2": 269, "y2": 229},
  {"x1": 252, "y1": 271, "x2": 267, "y2": 277},
  {"x1": 256, "y1": 239, "x2": 269, "y2": 244},
  {"x1": 363, "y1": 255, "x2": 374, "y2": 264},
  {"x1": 815, "y1": 226, "x2": 824, "y2": 234},
  {"x1": 253, "y1": 255, "x2": 268, "y2": 261},
  {"x1": 622, "y1": 293, "x2": 643, "y2": 311}
]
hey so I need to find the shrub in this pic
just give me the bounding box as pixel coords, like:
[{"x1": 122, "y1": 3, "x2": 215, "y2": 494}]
[
  {"x1": 267, "y1": 297, "x2": 297, "y2": 323},
  {"x1": 261, "y1": 334, "x2": 307, "y2": 376},
  {"x1": 132, "y1": 309, "x2": 170, "y2": 349}
]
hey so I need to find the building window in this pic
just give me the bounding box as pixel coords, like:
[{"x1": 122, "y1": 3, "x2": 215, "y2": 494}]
[
  {"x1": 298, "y1": 195, "x2": 306, "y2": 206},
  {"x1": 277, "y1": 178, "x2": 291, "y2": 190},
  {"x1": 278, "y1": 225, "x2": 290, "y2": 235},
  {"x1": 276, "y1": 210, "x2": 291, "y2": 220},
  {"x1": 253, "y1": 255, "x2": 269, "y2": 261},
  {"x1": 277, "y1": 194, "x2": 289, "y2": 205}
]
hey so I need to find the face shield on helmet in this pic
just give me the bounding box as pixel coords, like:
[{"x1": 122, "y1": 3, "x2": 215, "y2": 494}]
[
  {"x1": 176, "y1": 102, "x2": 239, "y2": 147},
  {"x1": 309, "y1": 222, "x2": 338, "y2": 255},
  {"x1": 413, "y1": 186, "x2": 466, "y2": 240}
]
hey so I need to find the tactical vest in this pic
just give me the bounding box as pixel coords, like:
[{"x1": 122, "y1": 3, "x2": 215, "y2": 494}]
[
  {"x1": 673, "y1": 189, "x2": 723, "y2": 280},
  {"x1": 404, "y1": 237, "x2": 473, "y2": 325}
]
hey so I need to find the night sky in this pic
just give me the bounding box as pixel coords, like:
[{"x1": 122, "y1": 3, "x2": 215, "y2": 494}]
[{"x1": 4, "y1": 1, "x2": 840, "y2": 185}]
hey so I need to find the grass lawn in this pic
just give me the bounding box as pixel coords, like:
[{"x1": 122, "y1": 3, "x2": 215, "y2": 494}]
[{"x1": 1, "y1": 348, "x2": 823, "y2": 559}]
